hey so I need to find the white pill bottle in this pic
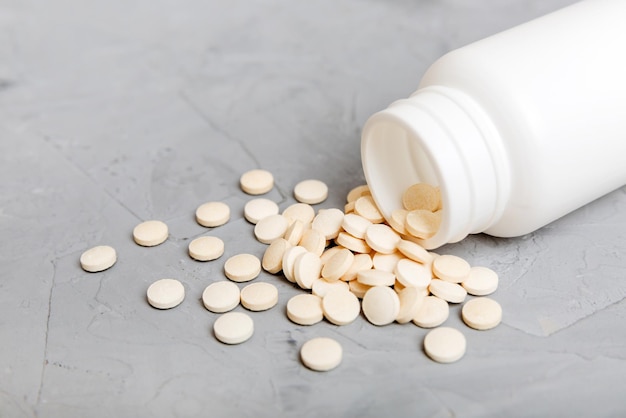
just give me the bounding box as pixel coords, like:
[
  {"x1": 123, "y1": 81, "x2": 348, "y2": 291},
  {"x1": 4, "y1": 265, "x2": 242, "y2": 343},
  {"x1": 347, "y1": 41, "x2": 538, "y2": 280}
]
[{"x1": 361, "y1": 0, "x2": 626, "y2": 249}]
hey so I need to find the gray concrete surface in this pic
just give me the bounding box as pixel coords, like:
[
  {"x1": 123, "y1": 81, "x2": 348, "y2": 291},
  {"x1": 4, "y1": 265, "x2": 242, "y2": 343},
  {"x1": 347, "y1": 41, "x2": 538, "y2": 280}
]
[{"x1": 2, "y1": 0, "x2": 626, "y2": 417}]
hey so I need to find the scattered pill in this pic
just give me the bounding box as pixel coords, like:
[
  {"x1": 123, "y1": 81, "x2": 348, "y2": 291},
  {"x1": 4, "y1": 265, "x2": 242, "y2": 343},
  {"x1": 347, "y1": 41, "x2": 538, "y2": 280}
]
[
  {"x1": 244, "y1": 198, "x2": 279, "y2": 224},
  {"x1": 362, "y1": 286, "x2": 400, "y2": 326},
  {"x1": 402, "y1": 183, "x2": 441, "y2": 212},
  {"x1": 311, "y1": 208, "x2": 345, "y2": 240},
  {"x1": 412, "y1": 296, "x2": 450, "y2": 328},
  {"x1": 286, "y1": 294, "x2": 324, "y2": 325},
  {"x1": 340, "y1": 253, "x2": 373, "y2": 282},
  {"x1": 195, "y1": 201, "x2": 230, "y2": 227},
  {"x1": 423, "y1": 327, "x2": 466, "y2": 363},
  {"x1": 396, "y1": 239, "x2": 433, "y2": 264},
  {"x1": 371, "y1": 251, "x2": 404, "y2": 272},
  {"x1": 147, "y1": 278, "x2": 185, "y2": 309},
  {"x1": 262, "y1": 238, "x2": 291, "y2": 274},
  {"x1": 254, "y1": 214, "x2": 289, "y2": 244},
  {"x1": 224, "y1": 253, "x2": 261, "y2": 282},
  {"x1": 356, "y1": 269, "x2": 396, "y2": 287},
  {"x1": 341, "y1": 213, "x2": 372, "y2": 239},
  {"x1": 213, "y1": 311, "x2": 254, "y2": 344},
  {"x1": 388, "y1": 209, "x2": 408, "y2": 235},
  {"x1": 240, "y1": 169, "x2": 274, "y2": 195},
  {"x1": 322, "y1": 287, "x2": 360, "y2": 326},
  {"x1": 354, "y1": 195, "x2": 384, "y2": 223},
  {"x1": 321, "y1": 248, "x2": 354, "y2": 282},
  {"x1": 311, "y1": 278, "x2": 349, "y2": 298},
  {"x1": 300, "y1": 337, "x2": 342, "y2": 372},
  {"x1": 284, "y1": 219, "x2": 307, "y2": 246},
  {"x1": 202, "y1": 281, "x2": 240, "y2": 313},
  {"x1": 282, "y1": 203, "x2": 316, "y2": 225},
  {"x1": 240, "y1": 282, "x2": 278, "y2": 311},
  {"x1": 293, "y1": 251, "x2": 322, "y2": 290},
  {"x1": 433, "y1": 254, "x2": 471, "y2": 283},
  {"x1": 80, "y1": 245, "x2": 117, "y2": 272},
  {"x1": 188, "y1": 236, "x2": 225, "y2": 261},
  {"x1": 396, "y1": 287, "x2": 425, "y2": 324},
  {"x1": 394, "y1": 258, "x2": 432, "y2": 290},
  {"x1": 346, "y1": 184, "x2": 370, "y2": 203},
  {"x1": 335, "y1": 232, "x2": 371, "y2": 254},
  {"x1": 294, "y1": 179, "x2": 328, "y2": 204},
  {"x1": 282, "y1": 245, "x2": 309, "y2": 283},
  {"x1": 133, "y1": 220, "x2": 168, "y2": 247},
  {"x1": 462, "y1": 266, "x2": 499, "y2": 296},
  {"x1": 429, "y1": 279, "x2": 467, "y2": 304},
  {"x1": 299, "y1": 228, "x2": 326, "y2": 256},
  {"x1": 364, "y1": 223, "x2": 401, "y2": 254},
  {"x1": 462, "y1": 297, "x2": 502, "y2": 330},
  {"x1": 405, "y1": 210, "x2": 441, "y2": 240},
  {"x1": 348, "y1": 279, "x2": 371, "y2": 299}
]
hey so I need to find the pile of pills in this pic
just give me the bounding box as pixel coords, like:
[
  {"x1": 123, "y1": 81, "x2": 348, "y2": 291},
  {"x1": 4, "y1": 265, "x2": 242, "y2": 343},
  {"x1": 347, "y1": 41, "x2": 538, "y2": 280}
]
[{"x1": 79, "y1": 169, "x2": 502, "y2": 371}]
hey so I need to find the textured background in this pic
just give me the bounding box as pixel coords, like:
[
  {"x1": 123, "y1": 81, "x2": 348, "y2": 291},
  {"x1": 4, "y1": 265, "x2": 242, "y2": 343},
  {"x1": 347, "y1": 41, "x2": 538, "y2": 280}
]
[{"x1": 2, "y1": 0, "x2": 626, "y2": 417}]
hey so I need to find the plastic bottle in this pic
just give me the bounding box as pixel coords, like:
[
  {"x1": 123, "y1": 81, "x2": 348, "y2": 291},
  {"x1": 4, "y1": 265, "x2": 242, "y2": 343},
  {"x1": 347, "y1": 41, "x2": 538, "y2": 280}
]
[{"x1": 361, "y1": 0, "x2": 626, "y2": 250}]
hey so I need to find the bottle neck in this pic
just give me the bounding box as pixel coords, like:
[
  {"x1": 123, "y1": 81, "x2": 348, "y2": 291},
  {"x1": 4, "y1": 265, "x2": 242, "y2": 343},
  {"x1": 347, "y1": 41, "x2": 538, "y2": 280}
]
[{"x1": 361, "y1": 85, "x2": 510, "y2": 249}]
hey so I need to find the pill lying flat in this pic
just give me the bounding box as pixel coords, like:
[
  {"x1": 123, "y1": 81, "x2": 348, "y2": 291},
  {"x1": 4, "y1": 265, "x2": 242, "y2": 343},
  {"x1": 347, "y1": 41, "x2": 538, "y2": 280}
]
[
  {"x1": 188, "y1": 236, "x2": 224, "y2": 261},
  {"x1": 147, "y1": 278, "x2": 185, "y2": 309},
  {"x1": 412, "y1": 296, "x2": 449, "y2": 328},
  {"x1": 133, "y1": 220, "x2": 168, "y2": 247},
  {"x1": 195, "y1": 201, "x2": 230, "y2": 227},
  {"x1": 322, "y1": 287, "x2": 360, "y2": 325},
  {"x1": 461, "y1": 297, "x2": 502, "y2": 330},
  {"x1": 462, "y1": 266, "x2": 499, "y2": 296},
  {"x1": 286, "y1": 294, "x2": 324, "y2": 325},
  {"x1": 202, "y1": 281, "x2": 240, "y2": 313},
  {"x1": 300, "y1": 337, "x2": 342, "y2": 372},
  {"x1": 423, "y1": 327, "x2": 466, "y2": 363},
  {"x1": 240, "y1": 282, "x2": 278, "y2": 311},
  {"x1": 213, "y1": 311, "x2": 254, "y2": 344},
  {"x1": 244, "y1": 198, "x2": 279, "y2": 224},
  {"x1": 224, "y1": 254, "x2": 261, "y2": 282},
  {"x1": 80, "y1": 245, "x2": 117, "y2": 272},
  {"x1": 294, "y1": 179, "x2": 328, "y2": 204},
  {"x1": 240, "y1": 169, "x2": 274, "y2": 195},
  {"x1": 433, "y1": 254, "x2": 471, "y2": 283}
]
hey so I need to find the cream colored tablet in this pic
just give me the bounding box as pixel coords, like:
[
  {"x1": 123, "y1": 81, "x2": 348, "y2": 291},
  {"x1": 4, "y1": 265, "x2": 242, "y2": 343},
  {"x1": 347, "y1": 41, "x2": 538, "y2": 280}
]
[
  {"x1": 396, "y1": 287, "x2": 425, "y2": 324},
  {"x1": 462, "y1": 266, "x2": 499, "y2": 296},
  {"x1": 372, "y1": 251, "x2": 404, "y2": 272},
  {"x1": 293, "y1": 251, "x2": 322, "y2": 290},
  {"x1": 282, "y1": 203, "x2": 315, "y2": 225},
  {"x1": 357, "y1": 269, "x2": 396, "y2": 287},
  {"x1": 354, "y1": 195, "x2": 384, "y2": 223},
  {"x1": 321, "y1": 248, "x2": 354, "y2": 282},
  {"x1": 262, "y1": 238, "x2": 291, "y2": 274},
  {"x1": 202, "y1": 281, "x2": 240, "y2": 313},
  {"x1": 240, "y1": 282, "x2": 278, "y2": 311},
  {"x1": 312, "y1": 278, "x2": 349, "y2": 298},
  {"x1": 254, "y1": 214, "x2": 289, "y2": 244},
  {"x1": 311, "y1": 208, "x2": 344, "y2": 240},
  {"x1": 402, "y1": 183, "x2": 441, "y2": 212},
  {"x1": 394, "y1": 258, "x2": 432, "y2": 290},
  {"x1": 362, "y1": 286, "x2": 400, "y2": 326},
  {"x1": 341, "y1": 213, "x2": 372, "y2": 239},
  {"x1": 348, "y1": 279, "x2": 371, "y2": 299},
  {"x1": 284, "y1": 219, "x2": 306, "y2": 246},
  {"x1": 396, "y1": 239, "x2": 433, "y2": 265},
  {"x1": 188, "y1": 236, "x2": 225, "y2": 261},
  {"x1": 320, "y1": 246, "x2": 344, "y2": 266},
  {"x1": 340, "y1": 253, "x2": 373, "y2": 282},
  {"x1": 80, "y1": 245, "x2": 117, "y2": 272},
  {"x1": 322, "y1": 287, "x2": 360, "y2": 325},
  {"x1": 428, "y1": 279, "x2": 467, "y2": 304},
  {"x1": 240, "y1": 169, "x2": 274, "y2": 195},
  {"x1": 405, "y1": 210, "x2": 441, "y2": 240},
  {"x1": 300, "y1": 337, "x2": 342, "y2": 372},
  {"x1": 388, "y1": 209, "x2": 408, "y2": 235},
  {"x1": 433, "y1": 254, "x2": 471, "y2": 283},
  {"x1": 282, "y1": 245, "x2": 308, "y2": 283},
  {"x1": 147, "y1": 278, "x2": 184, "y2": 309},
  {"x1": 344, "y1": 201, "x2": 355, "y2": 214},
  {"x1": 412, "y1": 296, "x2": 449, "y2": 328},
  {"x1": 286, "y1": 294, "x2": 324, "y2": 325},
  {"x1": 224, "y1": 253, "x2": 261, "y2": 282},
  {"x1": 299, "y1": 228, "x2": 326, "y2": 257},
  {"x1": 294, "y1": 179, "x2": 328, "y2": 204},
  {"x1": 195, "y1": 201, "x2": 230, "y2": 227},
  {"x1": 244, "y1": 198, "x2": 279, "y2": 224},
  {"x1": 133, "y1": 220, "x2": 168, "y2": 247},
  {"x1": 346, "y1": 184, "x2": 370, "y2": 203},
  {"x1": 423, "y1": 327, "x2": 466, "y2": 363},
  {"x1": 213, "y1": 311, "x2": 254, "y2": 344},
  {"x1": 335, "y1": 232, "x2": 371, "y2": 254},
  {"x1": 364, "y1": 223, "x2": 401, "y2": 254},
  {"x1": 462, "y1": 297, "x2": 502, "y2": 330}
]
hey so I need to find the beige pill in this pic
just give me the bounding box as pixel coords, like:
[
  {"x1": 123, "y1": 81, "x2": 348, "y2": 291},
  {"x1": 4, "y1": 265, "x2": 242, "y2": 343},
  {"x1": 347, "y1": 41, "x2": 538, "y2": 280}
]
[
  {"x1": 311, "y1": 278, "x2": 349, "y2": 298},
  {"x1": 433, "y1": 254, "x2": 471, "y2": 283},
  {"x1": 429, "y1": 279, "x2": 467, "y2": 304},
  {"x1": 423, "y1": 327, "x2": 466, "y2": 363},
  {"x1": 356, "y1": 269, "x2": 396, "y2": 287},
  {"x1": 293, "y1": 251, "x2": 322, "y2": 290},
  {"x1": 364, "y1": 223, "x2": 401, "y2": 254},
  {"x1": 195, "y1": 201, "x2": 230, "y2": 227},
  {"x1": 282, "y1": 203, "x2": 316, "y2": 225},
  {"x1": 322, "y1": 287, "x2": 360, "y2": 325},
  {"x1": 202, "y1": 281, "x2": 240, "y2": 313},
  {"x1": 396, "y1": 239, "x2": 433, "y2": 265},
  {"x1": 412, "y1": 295, "x2": 449, "y2": 328},
  {"x1": 394, "y1": 258, "x2": 432, "y2": 290},
  {"x1": 405, "y1": 210, "x2": 441, "y2": 240},
  {"x1": 335, "y1": 232, "x2": 371, "y2": 254},
  {"x1": 462, "y1": 266, "x2": 499, "y2": 296},
  {"x1": 283, "y1": 219, "x2": 307, "y2": 246},
  {"x1": 224, "y1": 253, "x2": 261, "y2": 282},
  {"x1": 311, "y1": 208, "x2": 344, "y2": 240},
  {"x1": 147, "y1": 278, "x2": 185, "y2": 309},
  {"x1": 286, "y1": 294, "x2": 324, "y2": 325},
  {"x1": 340, "y1": 253, "x2": 373, "y2": 282},
  {"x1": 372, "y1": 251, "x2": 404, "y2": 273},
  {"x1": 362, "y1": 286, "x2": 400, "y2": 326},
  {"x1": 244, "y1": 198, "x2": 279, "y2": 224},
  {"x1": 388, "y1": 209, "x2": 408, "y2": 235},
  {"x1": 254, "y1": 214, "x2": 289, "y2": 244},
  {"x1": 299, "y1": 228, "x2": 326, "y2": 257},
  {"x1": 300, "y1": 337, "x2": 342, "y2": 372},
  {"x1": 294, "y1": 179, "x2": 328, "y2": 204},
  {"x1": 396, "y1": 286, "x2": 425, "y2": 324},
  {"x1": 354, "y1": 195, "x2": 384, "y2": 223},
  {"x1": 344, "y1": 200, "x2": 355, "y2": 214},
  {"x1": 240, "y1": 282, "x2": 278, "y2": 311},
  {"x1": 402, "y1": 183, "x2": 441, "y2": 212},
  {"x1": 188, "y1": 236, "x2": 225, "y2": 261},
  {"x1": 462, "y1": 297, "x2": 502, "y2": 330},
  {"x1": 240, "y1": 169, "x2": 274, "y2": 195},
  {"x1": 341, "y1": 213, "x2": 372, "y2": 239},
  {"x1": 320, "y1": 246, "x2": 344, "y2": 266},
  {"x1": 346, "y1": 184, "x2": 370, "y2": 202},
  {"x1": 282, "y1": 245, "x2": 308, "y2": 283},
  {"x1": 213, "y1": 311, "x2": 254, "y2": 344},
  {"x1": 262, "y1": 238, "x2": 291, "y2": 274},
  {"x1": 321, "y1": 248, "x2": 354, "y2": 282},
  {"x1": 80, "y1": 245, "x2": 117, "y2": 272},
  {"x1": 348, "y1": 279, "x2": 371, "y2": 299},
  {"x1": 133, "y1": 220, "x2": 168, "y2": 247}
]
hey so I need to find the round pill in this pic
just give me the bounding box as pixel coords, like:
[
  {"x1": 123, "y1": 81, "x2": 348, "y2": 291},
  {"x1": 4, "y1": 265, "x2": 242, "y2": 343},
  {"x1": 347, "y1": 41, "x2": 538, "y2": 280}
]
[
  {"x1": 396, "y1": 286, "x2": 425, "y2": 324},
  {"x1": 262, "y1": 238, "x2": 291, "y2": 274},
  {"x1": 322, "y1": 287, "x2": 360, "y2": 325},
  {"x1": 224, "y1": 253, "x2": 261, "y2": 282},
  {"x1": 356, "y1": 269, "x2": 396, "y2": 287},
  {"x1": 348, "y1": 279, "x2": 371, "y2": 299},
  {"x1": 299, "y1": 229, "x2": 326, "y2": 256},
  {"x1": 372, "y1": 251, "x2": 404, "y2": 272},
  {"x1": 354, "y1": 195, "x2": 384, "y2": 223},
  {"x1": 195, "y1": 201, "x2": 230, "y2": 227},
  {"x1": 461, "y1": 297, "x2": 503, "y2": 330},
  {"x1": 240, "y1": 282, "x2": 278, "y2": 311},
  {"x1": 394, "y1": 258, "x2": 432, "y2": 289},
  {"x1": 311, "y1": 208, "x2": 345, "y2": 240},
  {"x1": 294, "y1": 179, "x2": 328, "y2": 204},
  {"x1": 340, "y1": 253, "x2": 373, "y2": 282},
  {"x1": 146, "y1": 278, "x2": 185, "y2": 309},
  {"x1": 412, "y1": 296, "x2": 450, "y2": 328},
  {"x1": 244, "y1": 198, "x2": 279, "y2": 224},
  {"x1": 462, "y1": 266, "x2": 499, "y2": 296},
  {"x1": 240, "y1": 169, "x2": 274, "y2": 195},
  {"x1": 402, "y1": 183, "x2": 440, "y2": 212},
  {"x1": 364, "y1": 223, "x2": 401, "y2": 254},
  {"x1": 321, "y1": 248, "x2": 354, "y2": 282},
  {"x1": 294, "y1": 251, "x2": 322, "y2": 290},
  {"x1": 312, "y1": 278, "x2": 349, "y2": 298},
  {"x1": 346, "y1": 184, "x2": 370, "y2": 203},
  {"x1": 202, "y1": 281, "x2": 240, "y2": 313},
  {"x1": 188, "y1": 236, "x2": 225, "y2": 261},
  {"x1": 433, "y1": 254, "x2": 471, "y2": 283},
  {"x1": 423, "y1": 327, "x2": 466, "y2": 363},
  {"x1": 342, "y1": 213, "x2": 372, "y2": 239},
  {"x1": 282, "y1": 245, "x2": 308, "y2": 283},
  {"x1": 335, "y1": 232, "x2": 371, "y2": 254},
  {"x1": 286, "y1": 294, "x2": 324, "y2": 325},
  {"x1": 254, "y1": 214, "x2": 289, "y2": 244},
  {"x1": 282, "y1": 203, "x2": 315, "y2": 225},
  {"x1": 80, "y1": 245, "x2": 117, "y2": 272},
  {"x1": 284, "y1": 220, "x2": 306, "y2": 246},
  {"x1": 388, "y1": 209, "x2": 408, "y2": 235},
  {"x1": 213, "y1": 311, "x2": 254, "y2": 344},
  {"x1": 362, "y1": 286, "x2": 400, "y2": 326},
  {"x1": 429, "y1": 279, "x2": 467, "y2": 304},
  {"x1": 405, "y1": 210, "x2": 441, "y2": 240},
  {"x1": 396, "y1": 239, "x2": 433, "y2": 264},
  {"x1": 300, "y1": 337, "x2": 342, "y2": 372},
  {"x1": 133, "y1": 220, "x2": 168, "y2": 247}
]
